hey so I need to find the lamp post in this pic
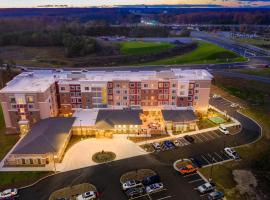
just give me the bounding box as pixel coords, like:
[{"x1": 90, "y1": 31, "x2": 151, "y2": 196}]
[
  {"x1": 209, "y1": 156, "x2": 214, "y2": 183},
  {"x1": 53, "y1": 154, "x2": 57, "y2": 173},
  {"x1": 80, "y1": 119, "x2": 82, "y2": 135}
]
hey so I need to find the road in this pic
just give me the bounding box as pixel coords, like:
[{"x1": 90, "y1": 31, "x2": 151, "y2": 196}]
[
  {"x1": 18, "y1": 97, "x2": 261, "y2": 200},
  {"x1": 191, "y1": 31, "x2": 270, "y2": 57}
]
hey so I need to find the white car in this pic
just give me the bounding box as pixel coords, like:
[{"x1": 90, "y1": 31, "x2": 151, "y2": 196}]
[
  {"x1": 76, "y1": 191, "x2": 96, "y2": 200},
  {"x1": 0, "y1": 188, "x2": 18, "y2": 199},
  {"x1": 146, "y1": 183, "x2": 164, "y2": 193},
  {"x1": 152, "y1": 142, "x2": 161, "y2": 151},
  {"x1": 212, "y1": 94, "x2": 221, "y2": 99},
  {"x1": 224, "y1": 147, "x2": 240, "y2": 160},
  {"x1": 230, "y1": 103, "x2": 239, "y2": 108},
  {"x1": 219, "y1": 125, "x2": 229, "y2": 135},
  {"x1": 122, "y1": 180, "x2": 141, "y2": 190},
  {"x1": 197, "y1": 182, "x2": 215, "y2": 194}
]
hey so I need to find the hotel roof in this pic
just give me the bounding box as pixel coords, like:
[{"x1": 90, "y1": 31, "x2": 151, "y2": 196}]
[
  {"x1": 95, "y1": 109, "x2": 143, "y2": 129},
  {"x1": 162, "y1": 110, "x2": 198, "y2": 122},
  {"x1": 12, "y1": 117, "x2": 75, "y2": 155},
  {"x1": 0, "y1": 69, "x2": 213, "y2": 93}
]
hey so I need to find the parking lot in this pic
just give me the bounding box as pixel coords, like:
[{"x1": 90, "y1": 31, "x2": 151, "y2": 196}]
[
  {"x1": 190, "y1": 150, "x2": 233, "y2": 168},
  {"x1": 149, "y1": 129, "x2": 234, "y2": 153},
  {"x1": 130, "y1": 188, "x2": 172, "y2": 200}
]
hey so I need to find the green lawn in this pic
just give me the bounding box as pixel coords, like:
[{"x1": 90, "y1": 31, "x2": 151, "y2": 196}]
[
  {"x1": 144, "y1": 41, "x2": 247, "y2": 65},
  {"x1": 0, "y1": 171, "x2": 51, "y2": 190},
  {"x1": 120, "y1": 41, "x2": 175, "y2": 55},
  {"x1": 0, "y1": 105, "x2": 19, "y2": 160},
  {"x1": 235, "y1": 68, "x2": 270, "y2": 78}
]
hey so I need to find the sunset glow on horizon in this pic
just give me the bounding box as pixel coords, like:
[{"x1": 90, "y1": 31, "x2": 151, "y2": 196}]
[{"x1": 0, "y1": 0, "x2": 270, "y2": 8}]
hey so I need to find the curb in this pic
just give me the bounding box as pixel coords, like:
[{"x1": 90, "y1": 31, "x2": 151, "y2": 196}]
[
  {"x1": 233, "y1": 110, "x2": 263, "y2": 148},
  {"x1": 19, "y1": 172, "x2": 61, "y2": 190}
]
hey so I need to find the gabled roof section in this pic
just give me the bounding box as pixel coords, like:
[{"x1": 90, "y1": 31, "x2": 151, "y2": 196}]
[
  {"x1": 162, "y1": 110, "x2": 197, "y2": 122},
  {"x1": 95, "y1": 109, "x2": 143, "y2": 128},
  {"x1": 12, "y1": 117, "x2": 75, "y2": 155}
]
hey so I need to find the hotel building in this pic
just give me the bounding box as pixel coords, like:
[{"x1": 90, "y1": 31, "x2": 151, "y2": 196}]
[{"x1": 0, "y1": 69, "x2": 213, "y2": 167}]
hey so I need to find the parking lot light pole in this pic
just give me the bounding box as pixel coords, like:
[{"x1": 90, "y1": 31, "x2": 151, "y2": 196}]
[{"x1": 210, "y1": 156, "x2": 214, "y2": 182}]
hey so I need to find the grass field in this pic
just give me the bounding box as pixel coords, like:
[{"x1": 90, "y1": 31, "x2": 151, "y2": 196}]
[
  {"x1": 0, "y1": 171, "x2": 51, "y2": 190},
  {"x1": 120, "y1": 41, "x2": 175, "y2": 55},
  {"x1": 145, "y1": 41, "x2": 247, "y2": 65},
  {"x1": 235, "y1": 68, "x2": 270, "y2": 78}
]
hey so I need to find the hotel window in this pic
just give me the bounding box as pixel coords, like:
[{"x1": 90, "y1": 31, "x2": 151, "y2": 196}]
[
  {"x1": 143, "y1": 84, "x2": 148, "y2": 88},
  {"x1": 28, "y1": 104, "x2": 34, "y2": 109},
  {"x1": 158, "y1": 82, "x2": 163, "y2": 88},
  {"x1": 172, "y1": 90, "x2": 176, "y2": 94},
  {"x1": 188, "y1": 96, "x2": 193, "y2": 101},
  {"x1": 129, "y1": 83, "x2": 135, "y2": 88},
  {"x1": 9, "y1": 97, "x2": 16, "y2": 103},
  {"x1": 188, "y1": 90, "x2": 193, "y2": 95},
  {"x1": 76, "y1": 86, "x2": 81, "y2": 90},
  {"x1": 60, "y1": 87, "x2": 65, "y2": 91},
  {"x1": 70, "y1": 86, "x2": 75, "y2": 90},
  {"x1": 124, "y1": 90, "x2": 128, "y2": 94},
  {"x1": 172, "y1": 83, "x2": 177, "y2": 88},
  {"x1": 172, "y1": 96, "x2": 176, "y2": 100},
  {"x1": 164, "y1": 89, "x2": 168, "y2": 94},
  {"x1": 26, "y1": 96, "x2": 34, "y2": 103},
  {"x1": 77, "y1": 99, "x2": 82, "y2": 103},
  {"x1": 130, "y1": 89, "x2": 135, "y2": 93},
  {"x1": 195, "y1": 89, "x2": 199, "y2": 94},
  {"x1": 85, "y1": 87, "x2": 90, "y2": 91},
  {"x1": 180, "y1": 91, "x2": 185, "y2": 96},
  {"x1": 107, "y1": 82, "x2": 113, "y2": 88},
  {"x1": 123, "y1": 96, "x2": 128, "y2": 100},
  {"x1": 11, "y1": 104, "x2": 17, "y2": 109},
  {"x1": 116, "y1": 90, "x2": 121, "y2": 94},
  {"x1": 164, "y1": 83, "x2": 169, "y2": 88},
  {"x1": 70, "y1": 92, "x2": 75, "y2": 97},
  {"x1": 195, "y1": 83, "x2": 200, "y2": 88},
  {"x1": 194, "y1": 96, "x2": 199, "y2": 100},
  {"x1": 180, "y1": 85, "x2": 185, "y2": 89},
  {"x1": 116, "y1": 83, "x2": 120, "y2": 88},
  {"x1": 188, "y1": 102, "x2": 193, "y2": 106}
]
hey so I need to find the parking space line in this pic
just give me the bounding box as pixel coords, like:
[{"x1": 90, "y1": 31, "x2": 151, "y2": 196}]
[
  {"x1": 189, "y1": 178, "x2": 203, "y2": 183},
  {"x1": 214, "y1": 152, "x2": 223, "y2": 160},
  {"x1": 199, "y1": 134, "x2": 210, "y2": 141},
  {"x1": 193, "y1": 135, "x2": 204, "y2": 142},
  {"x1": 204, "y1": 132, "x2": 216, "y2": 140},
  {"x1": 183, "y1": 173, "x2": 198, "y2": 178},
  {"x1": 207, "y1": 153, "x2": 218, "y2": 163},
  {"x1": 220, "y1": 150, "x2": 231, "y2": 159},
  {"x1": 201, "y1": 155, "x2": 211, "y2": 164},
  {"x1": 211, "y1": 131, "x2": 222, "y2": 138},
  {"x1": 130, "y1": 193, "x2": 151, "y2": 200},
  {"x1": 156, "y1": 196, "x2": 172, "y2": 200}
]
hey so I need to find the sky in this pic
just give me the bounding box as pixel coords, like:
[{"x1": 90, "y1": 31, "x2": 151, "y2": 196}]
[{"x1": 0, "y1": 0, "x2": 269, "y2": 8}]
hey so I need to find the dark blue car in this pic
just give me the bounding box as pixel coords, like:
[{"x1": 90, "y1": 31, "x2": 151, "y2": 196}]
[
  {"x1": 142, "y1": 175, "x2": 161, "y2": 186},
  {"x1": 163, "y1": 140, "x2": 175, "y2": 149}
]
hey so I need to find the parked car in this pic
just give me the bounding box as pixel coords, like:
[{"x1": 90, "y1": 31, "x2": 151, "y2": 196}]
[
  {"x1": 230, "y1": 103, "x2": 239, "y2": 108},
  {"x1": 125, "y1": 187, "x2": 145, "y2": 198},
  {"x1": 224, "y1": 147, "x2": 240, "y2": 160},
  {"x1": 212, "y1": 94, "x2": 221, "y2": 99},
  {"x1": 122, "y1": 180, "x2": 141, "y2": 190},
  {"x1": 197, "y1": 182, "x2": 215, "y2": 194},
  {"x1": 208, "y1": 191, "x2": 224, "y2": 200},
  {"x1": 178, "y1": 164, "x2": 197, "y2": 175},
  {"x1": 184, "y1": 135, "x2": 195, "y2": 143},
  {"x1": 146, "y1": 183, "x2": 164, "y2": 193},
  {"x1": 152, "y1": 142, "x2": 161, "y2": 151},
  {"x1": 190, "y1": 158, "x2": 203, "y2": 168},
  {"x1": 173, "y1": 139, "x2": 181, "y2": 147},
  {"x1": 76, "y1": 191, "x2": 97, "y2": 200},
  {"x1": 142, "y1": 175, "x2": 161, "y2": 186},
  {"x1": 219, "y1": 125, "x2": 229, "y2": 135},
  {"x1": 56, "y1": 198, "x2": 70, "y2": 200},
  {"x1": 163, "y1": 140, "x2": 175, "y2": 149},
  {"x1": 0, "y1": 189, "x2": 18, "y2": 199}
]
